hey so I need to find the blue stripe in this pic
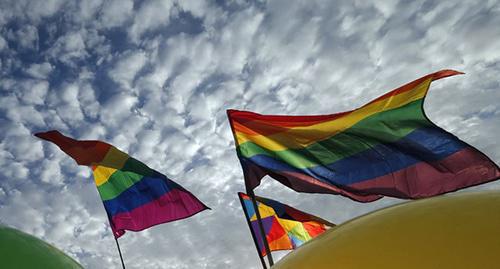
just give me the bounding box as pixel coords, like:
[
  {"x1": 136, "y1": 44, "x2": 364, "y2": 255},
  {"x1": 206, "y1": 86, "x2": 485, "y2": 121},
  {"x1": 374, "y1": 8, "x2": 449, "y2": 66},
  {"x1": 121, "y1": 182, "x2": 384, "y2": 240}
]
[
  {"x1": 103, "y1": 173, "x2": 179, "y2": 216},
  {"x1": 241, "y1": 126, "x2": 468, "y2": 185}
]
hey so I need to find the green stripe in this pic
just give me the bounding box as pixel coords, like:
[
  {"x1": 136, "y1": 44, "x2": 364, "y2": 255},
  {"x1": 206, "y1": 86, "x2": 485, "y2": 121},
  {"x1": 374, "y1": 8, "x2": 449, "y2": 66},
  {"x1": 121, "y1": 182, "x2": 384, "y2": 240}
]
[
  {"x1": 121, "y1": 157, "x2": 155, "y2": 176},
  {"x1": 97, "y1": 170, "x2": 143, "y2": 201},
  {"x1": 97, "y1": 158, "x2": 156, "y2": 201},
  {"x1": 237, "y1": 99, "x2": 431, "y2": 169}
]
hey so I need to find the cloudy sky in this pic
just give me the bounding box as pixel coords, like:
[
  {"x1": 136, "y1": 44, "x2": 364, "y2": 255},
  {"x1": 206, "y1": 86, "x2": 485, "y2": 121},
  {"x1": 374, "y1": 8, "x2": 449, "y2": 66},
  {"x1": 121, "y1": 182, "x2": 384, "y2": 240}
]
[{"x1": 1, "y1": 0, "x2": 499, "y2": 268}]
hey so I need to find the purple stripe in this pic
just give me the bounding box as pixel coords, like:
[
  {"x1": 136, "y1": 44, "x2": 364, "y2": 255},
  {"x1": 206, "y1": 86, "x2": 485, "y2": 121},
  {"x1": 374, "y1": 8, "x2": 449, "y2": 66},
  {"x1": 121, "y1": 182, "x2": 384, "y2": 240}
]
[
  {"x1": 110, "y1": 188, "x2": 208, "y2": 238},
  {"x1": 349, "y1": 147, "x2": 500, "y2": 198}
]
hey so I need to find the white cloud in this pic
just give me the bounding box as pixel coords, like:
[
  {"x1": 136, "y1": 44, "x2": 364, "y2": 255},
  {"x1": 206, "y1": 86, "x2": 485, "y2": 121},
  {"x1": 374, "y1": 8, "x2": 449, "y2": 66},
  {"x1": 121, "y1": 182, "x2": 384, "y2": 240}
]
[
  {"x1": 128, "y1": 0, "x2": 175, "y2": 42},
  {"x1": 13, "y1": 79, "x2": 49, "y2": 106},
  {"x1": 0, "y1": 0, "x2": 65, "y2": 24},
  {"x1": 47, "y1": 30, "x2": 88, "y2": 65},
  {"x1": 108, "y1": 50, "x2": 148, "y2": 89},
  {"x1": 46, "y1": 83, "x2": 86, "y2": 127},
  {"x1": 38, "y1": 159, "x2": 63, "y2": 185},
  {"x1": 176, "y1": 0, "x2": 212, "y2": 19},
  {"x1": 0, "y1": 34, "x2": 7, "y2": 50},
  {"x1": 25, "y1": 62, "x2": 53, "y2": 79},
  {"x1": 75, "y1": 0, "x2": 103, "y2": 23},
  {"x1": 10, "y1": 24, "x2": 39, "y2": 50},
  {"x1": 25, "y1": 0, "x2": 66, "y2": 22},
  {"x1": 0, "y1": 121, "x2": 44, "y2": 162},
  {"x1": 99, "y1": 0, "x2": 133, "y2": 28},
  {"x1": 77, "y1": 82, "x2": 101, "y2": 120}
]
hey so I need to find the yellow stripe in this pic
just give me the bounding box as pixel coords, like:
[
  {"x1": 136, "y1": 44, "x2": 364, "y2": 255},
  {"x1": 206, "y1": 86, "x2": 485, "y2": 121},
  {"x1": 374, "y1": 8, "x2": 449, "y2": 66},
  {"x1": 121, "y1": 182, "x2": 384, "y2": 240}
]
[
  {"x1": 235, "y1": 79, "x2": 431, "y2": 151},
  {"x1": 93, "y1": 166, "x2": 117, "y2": 186},
  {"x1": 91, "y1": 146, "x2": 129, "y2": 186}
]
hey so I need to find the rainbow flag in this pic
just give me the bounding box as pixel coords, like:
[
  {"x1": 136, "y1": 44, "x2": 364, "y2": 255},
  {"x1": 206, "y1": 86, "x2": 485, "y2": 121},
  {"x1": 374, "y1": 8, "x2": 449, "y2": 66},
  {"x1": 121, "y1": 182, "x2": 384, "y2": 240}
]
[
  {"x1": 228, "y1": 70, "x2": 500, "y2": 202},
  {"x1": 238, "y1": 192, "x2": 333, "y2": 256},
  {"x1": 35, "y1": 131, "x2": 209, "y2": 238}
]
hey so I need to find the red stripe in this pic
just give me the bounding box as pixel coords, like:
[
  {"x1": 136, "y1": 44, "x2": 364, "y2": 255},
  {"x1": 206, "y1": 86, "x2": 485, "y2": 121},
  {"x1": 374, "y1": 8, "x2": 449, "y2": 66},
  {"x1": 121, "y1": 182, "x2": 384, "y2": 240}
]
[
  {"x1": 110, "y1": 188, "x2": 208, "y2": 238},
  {"x1": 228, "y1": 70, "x2": 464, "y2": 136},
  {"x1": 349, "y1": 147, "x2": 500, "y2": 198},
  {"x1": 35, "y1": 130, "x2": 110, "y2": 165},
  {"x1": 363, "y1": 69, "x2": 463, "y2": 108},
  {"x1": 228, "y1": 109, "x2": 351, "y2": 127}
]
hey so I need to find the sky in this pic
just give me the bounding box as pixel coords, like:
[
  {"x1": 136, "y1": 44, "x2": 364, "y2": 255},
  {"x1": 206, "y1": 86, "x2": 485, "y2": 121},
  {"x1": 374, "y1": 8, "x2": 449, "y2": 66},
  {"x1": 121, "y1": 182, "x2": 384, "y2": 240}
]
[{"x1": 0, "y1": 0, "x2": 499, "y2": 268}]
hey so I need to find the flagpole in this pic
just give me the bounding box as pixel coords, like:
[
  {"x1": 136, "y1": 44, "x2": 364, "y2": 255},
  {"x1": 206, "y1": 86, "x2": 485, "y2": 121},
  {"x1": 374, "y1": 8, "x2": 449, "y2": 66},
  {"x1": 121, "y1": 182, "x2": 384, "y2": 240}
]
[
  {"x1": 106, "y1": 213, "x2": 126, "y2": 269},
  {"x1": 248, "y1": 190, "x2": 274, "y2": 266},
  {"x1": 238, "y1": 193, "x2": 268, "y2": 269},
  {"x1": 113, "y1": 237, "x2": 126, "y2": 269}
]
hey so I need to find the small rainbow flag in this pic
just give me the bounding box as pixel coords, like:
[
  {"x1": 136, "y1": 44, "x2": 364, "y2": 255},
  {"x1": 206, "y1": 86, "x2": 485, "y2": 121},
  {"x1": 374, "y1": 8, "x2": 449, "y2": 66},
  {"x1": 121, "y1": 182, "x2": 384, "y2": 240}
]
[
  {"x1": 228, "y1": 70, "x2": 500, "y2": 202},
  {"x1": 238, "y1": 192, "x2": 333, "y2": 256},
  {"x1": 35, "y1": 131, "x2": 209, "y2": 238}
]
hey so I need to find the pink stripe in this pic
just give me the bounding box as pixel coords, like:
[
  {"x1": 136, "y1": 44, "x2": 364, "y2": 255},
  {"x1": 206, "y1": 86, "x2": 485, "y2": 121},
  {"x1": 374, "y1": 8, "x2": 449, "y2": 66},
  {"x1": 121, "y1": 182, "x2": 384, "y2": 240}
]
[
  {"x1": 350, "y1": 147, "x2": 500, "y2": 198},
  {"x1": 110, "y1": 188, "x2": 208, "y2": 238}
]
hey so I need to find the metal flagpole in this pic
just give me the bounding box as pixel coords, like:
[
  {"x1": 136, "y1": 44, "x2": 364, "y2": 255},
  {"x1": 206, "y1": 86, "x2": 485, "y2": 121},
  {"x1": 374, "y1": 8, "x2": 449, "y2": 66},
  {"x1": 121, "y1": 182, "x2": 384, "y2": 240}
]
[
  {"x1": 106, "y1": 213, "x2": 126, "y2": 269},
  {"x1": 113, "y1": 237, "x2": 126, "y2": 269},
  {"x1": 238, "y1": 193, "x2": 268, "y2": 269},
  {"x1": 248, "y1": 190, "x2": 274, "y2": 266}
]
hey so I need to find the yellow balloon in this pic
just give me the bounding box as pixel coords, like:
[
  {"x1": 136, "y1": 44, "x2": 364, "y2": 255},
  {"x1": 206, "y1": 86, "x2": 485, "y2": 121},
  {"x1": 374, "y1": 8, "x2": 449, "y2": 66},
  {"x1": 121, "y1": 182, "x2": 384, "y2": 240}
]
[{"x1": 273, "y1": 191, "x2": 500, "y2": 269}]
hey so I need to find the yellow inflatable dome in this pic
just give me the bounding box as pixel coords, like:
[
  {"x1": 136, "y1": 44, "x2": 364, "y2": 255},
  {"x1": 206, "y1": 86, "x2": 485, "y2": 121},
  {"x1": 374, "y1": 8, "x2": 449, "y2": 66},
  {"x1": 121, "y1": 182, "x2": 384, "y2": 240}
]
[{"x1": 273, "y1": 191, "x2": 500, "y2": 269}]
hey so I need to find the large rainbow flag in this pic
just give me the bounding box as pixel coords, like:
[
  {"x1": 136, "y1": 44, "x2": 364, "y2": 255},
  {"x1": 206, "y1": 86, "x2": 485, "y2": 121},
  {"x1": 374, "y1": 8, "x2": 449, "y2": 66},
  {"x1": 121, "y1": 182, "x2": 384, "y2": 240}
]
[
  {"x1": 228, "y1": 70, "x2": 500, "y2": 202},
  {"x1": 238, "y1": 192, "x2": 333, "y2": 257},
  {"x1": 35, "y1": 131, "x2": 209, "y2": 238}
]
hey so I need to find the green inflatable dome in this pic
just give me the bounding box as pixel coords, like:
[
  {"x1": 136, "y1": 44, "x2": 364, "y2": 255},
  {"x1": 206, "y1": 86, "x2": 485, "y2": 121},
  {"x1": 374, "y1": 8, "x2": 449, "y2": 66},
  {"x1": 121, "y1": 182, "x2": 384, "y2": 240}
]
[{"x1": 0, "y1": 225, "x2": 83, "y2": 268}]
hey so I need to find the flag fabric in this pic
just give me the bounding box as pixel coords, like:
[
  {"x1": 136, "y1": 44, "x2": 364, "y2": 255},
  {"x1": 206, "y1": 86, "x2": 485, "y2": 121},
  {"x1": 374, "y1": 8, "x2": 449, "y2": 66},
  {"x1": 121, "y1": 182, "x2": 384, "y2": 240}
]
[
  {"x1": 238, "y1": 192, "x2": 334, "y2": 256},
  {"x1": 35, "y1": 130, "x2": 209, "y2": 238},
  {"x1": 228, "y1": 70, "x2": 500, "y2": 202}
]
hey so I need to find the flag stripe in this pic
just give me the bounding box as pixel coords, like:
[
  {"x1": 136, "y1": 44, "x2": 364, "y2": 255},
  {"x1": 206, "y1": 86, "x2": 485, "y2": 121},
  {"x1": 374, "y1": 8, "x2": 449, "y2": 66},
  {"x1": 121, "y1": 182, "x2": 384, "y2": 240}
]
[
  {"x1": 228, "y1": 70, "x2": 463, "y2": 130},
  {"x1": 237, "y1": 99, "x2": 428, "y2": 169},
  {"x1": 121, "y1": 157, "x2": 156, "y2": 176},
  {"x1": 99, "y1": 146, "x2": 129, "y2": 170},
  {"x1": 93, "y1": 166, "x2": 118, "y2": 186},
  {"x1": 243, "y1": 147, "x2": 499, "y2": 200},
  {"x1": 103, "y1": 175, "x2": 175, "y2": 216},
  {"x1": 111, "y1": 188, "x2": 208, "y2": 232},
  {"x1": 239, "y1": 158, "x2": 382, "y2": 202},
  {"x1": 96, "y1": 158, "x2": 158, "y2": 200},
  {"x1": 233, "y1": 79, "x2": 431, "y2": 149},
  {"x1": 349, "y1": 147, "x2": 500, "y2": 198},
  {"x1": 241, "y1": 126, "x2": 468, "y2": 185},
  {"x1": 34, "y1": 131, "x2": 111, "y2": 165},
  {"x1": 96, "y1": 169, "x2": 144, "y2": 201}
]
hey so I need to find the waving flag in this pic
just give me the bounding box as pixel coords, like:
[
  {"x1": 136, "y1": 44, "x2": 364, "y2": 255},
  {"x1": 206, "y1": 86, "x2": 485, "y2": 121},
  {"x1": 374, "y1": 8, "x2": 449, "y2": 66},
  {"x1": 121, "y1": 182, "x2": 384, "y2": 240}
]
[
  {"x1": 35, "y1": 130, "x2": 209, "y2": 238},
  {"x1": 238, "y1": 192, "x2": 333, "y2": 257},
  {"x1": 228, "y1": 70, "x2": 500, "y2": 202}
]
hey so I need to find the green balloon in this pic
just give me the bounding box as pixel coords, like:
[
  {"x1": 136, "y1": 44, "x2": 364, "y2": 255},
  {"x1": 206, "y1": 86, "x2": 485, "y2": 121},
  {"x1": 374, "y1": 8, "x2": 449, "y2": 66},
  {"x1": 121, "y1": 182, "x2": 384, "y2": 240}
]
[{"x1": 0, "y1": 225, "x2": 83, "y2": 268}]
